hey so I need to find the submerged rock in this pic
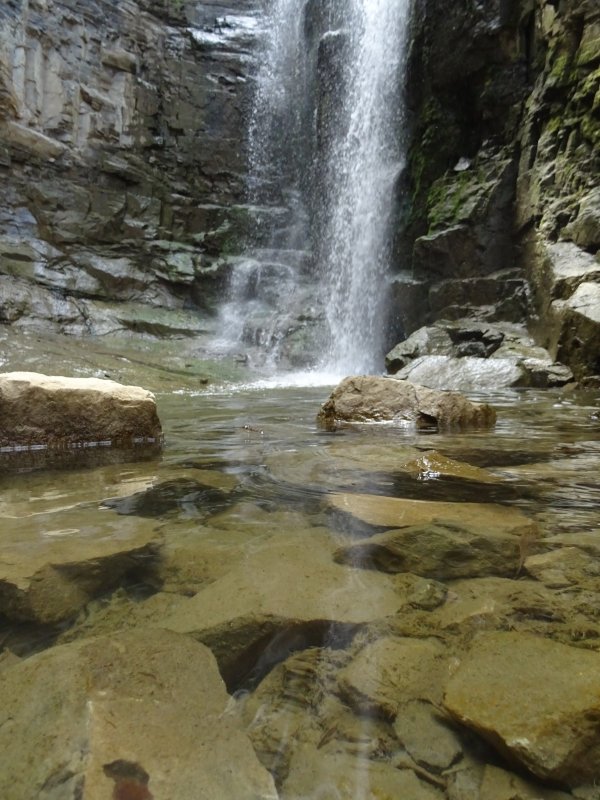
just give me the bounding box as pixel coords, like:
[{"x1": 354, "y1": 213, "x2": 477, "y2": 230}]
[
  {"x1": 0, "y1": 629, "x2": 277, "y2": 800},
  {"x1": 444, "y1": 631, "x2": 600, "y2": 785},
  {"x1": 327, "y1": 492, "x2": 536, "y2": 538},
  {"x1": 265, "y1": 443, "x2": 499, "y2": 494},
  {"x1": 0, "y1": 372, "x2": 162, "y2": 449},
  {"x1": 394, "y1": 700, "x2": 463, "y2": 772},
  {"x1": 317, "y1": 375, "x2": 496, "y2": 431},
  {"x1": 0, "y1": 513, "x2": 160, "y2": 624},
  {"x1": 479, "y1": 764, "x2": 573, "y2": 800},
  {"x1": 334, "y1": 520, "x2": 522, "y2": 580},
  {"x1": 281, "y1": 746, "x2": 444, "y2": 800},
  {"x1": 337, "y1": 636, "x2": 448, "y2": 717},
  {"x1": 160, "y1": 530, "x2": 403, "y2": 688}
]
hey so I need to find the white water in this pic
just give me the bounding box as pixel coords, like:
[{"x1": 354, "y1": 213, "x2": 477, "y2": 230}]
[
  {"x1": 215, "y1": 0, "x2": 412, "y2": 383},
  {"x1": 318, "y1": 0, "x2": 410, "y2": 374}
]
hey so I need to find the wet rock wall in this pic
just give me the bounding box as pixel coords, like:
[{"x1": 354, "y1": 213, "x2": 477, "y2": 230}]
[
  {"x1": 0, "y1": 0, "x2": 259, "y2": 336},
  {"x1": 395, "y1": 0, "x2": 600, "y2": 382}
]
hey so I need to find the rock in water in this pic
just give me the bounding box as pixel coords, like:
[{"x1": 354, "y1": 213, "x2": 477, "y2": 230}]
[
  {"x1": 317, "y1": 375, "x2": 496, "y2": 431},
  {"x1": 0, "y1": 372, "x2": 162, "y2": 448},
  {"x1": 444, "y1": 631, "x2": 600, "y2": 785},
  {"x1": 0, "y1": 629, "x2": 278, "y2": 800}
]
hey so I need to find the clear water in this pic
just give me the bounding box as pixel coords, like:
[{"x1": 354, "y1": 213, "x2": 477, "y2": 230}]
[{"x1": 2, "y1": 380, "x2": 600, "y2": 794}]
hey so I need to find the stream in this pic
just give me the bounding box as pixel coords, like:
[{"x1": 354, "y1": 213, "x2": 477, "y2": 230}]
[{"x1": 2, "y1": 360, "x2": 600, "y2": 796}]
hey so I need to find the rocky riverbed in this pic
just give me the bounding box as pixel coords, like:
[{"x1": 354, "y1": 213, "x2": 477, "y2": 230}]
[{"x1": 0, "y1": 336, "x2": 599, "y2": 799}]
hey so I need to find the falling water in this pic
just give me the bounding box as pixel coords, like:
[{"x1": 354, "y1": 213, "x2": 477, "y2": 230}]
[
  {"x1": 317, "y1": 0, "x2": 410, "y2": 374},
  {"x1": 216, "y1": 0, "x2": 411, "y2": 378}
]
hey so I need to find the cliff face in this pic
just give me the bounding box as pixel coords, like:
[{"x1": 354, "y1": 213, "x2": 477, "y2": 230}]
[
  {"x1": 0, "y1": 0, "x2": 598, "y2": 380},
  {"x1": 398, "y1": 0, "x2": 600, "y2": 381},
  {"x1": 0, "y1": 0, "x2": 259, "y2": 336}
]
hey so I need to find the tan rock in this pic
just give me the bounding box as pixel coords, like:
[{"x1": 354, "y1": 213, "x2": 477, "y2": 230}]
[
  {"x1": 0, "y1": 371, "x2": 162, "y2": 448},
  {"x1": 393, "y1": 700, "x2": 463, "y2": 771},
  {"x1": 327, "y1": 491, "x2": 537, "y2": 536},
  {"x1": 444, "y1": 631, "x2": 600, "y2": 784},
  {"x1": 338, "y1": 636, "x2": 449, "y2": 717},
  {"x1": 317, "y1": 375, "x2": 496, "y2": 430},
  {"x1": 334, "y1": 520, "x2": 522, "y2": 579},
  {"x1": 160, "y1": 531, "x2": 404, "y2": 687},
  {"x1": 281, "y1": 746, "x2": 444, "y2": 800},
  {"x1": 479, "y1": 764, "x2": 573, "y2": 800},
  {"x1": 0, "y1": 512, "x2": 160, "y2": 623},
  {"x1": 0, "y1": 629, "x2": 277, "y2": 800},
  {"x1": 266, "y1": 443, "x2": 499, "y2": 492}
]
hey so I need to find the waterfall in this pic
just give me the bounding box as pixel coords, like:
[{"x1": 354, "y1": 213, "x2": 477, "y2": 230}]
[
  {"x1": 317, "y1": 0, "x2": 410, "y2": 374},
  {"x1": 215, "y1": 0, "x2": 411, "y2": 378}
]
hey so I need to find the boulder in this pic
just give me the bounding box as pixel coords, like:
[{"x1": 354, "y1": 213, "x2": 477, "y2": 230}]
[
  {"x1": 281, "y1": 746, "x2": 444, "y2": 800},
  {"x1": 337, "y1": 636, "x2": 448, "y2": 716},
  {"x1": 0, "y1": 372, "x2": 162, "y2": 448},
  {"x1": 553, "y1": 281, "x2": 600, "y2": 380},
  {"x1": 0, "y1": 629, "x2": 278, "y2": 800},
  {"x1": 567, "y1": 189, "x2": 600, "y2": 250},
  {"x1": 394, "y1": 355, "x2": 524, "y2": 390},
  {"x1": 317, "y1": 375, "x2": 496, "y2": 431},
  {"x1": 385, "y1": 322, "x2": 574, "y2": 389},
  {"x1": 326, "y1": 492, "x2": 537, "y2": 538},
  {"x1": 393, "y1": 700, "x2": 463, "y2": 772},
  {"x1": 444, "y1": 631, "x2": 600, "y2": 784},
  {"x1": 160, "y1": 530, "x2": 404, "y2": 688},
  {"x1": 0, "y1": 507, "x2": 160, "y2": 624},
  {"x1": 333, "y1": 520, "x2": 522, "y2": 580}
]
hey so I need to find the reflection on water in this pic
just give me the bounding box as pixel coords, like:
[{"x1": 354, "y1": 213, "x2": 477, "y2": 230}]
[{"x1": 1, "y1": 383, "x2": 600, "y2": 797}]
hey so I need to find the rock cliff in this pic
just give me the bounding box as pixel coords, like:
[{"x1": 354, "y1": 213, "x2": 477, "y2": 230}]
[
  {"x1": 0, "y1": 0, "x2": 598, "y2": 382},
  {"x1": 0, "y1": 0, "x2": 259, "y2": 336},
  {"x1": 395, "y1": 0, "x2": 599, "y2": 382}
]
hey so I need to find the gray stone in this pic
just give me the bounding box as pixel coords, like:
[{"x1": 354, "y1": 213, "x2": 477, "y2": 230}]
[
  {"x1": 553, "y1": 282, "x2": 600, "y2": 379},
  {"x1": 568, "y1": 189, "x2": 600, "y2": 250},
  {"x1": 394, "y1": 354, "x2": 524, "y2": 390},
  {"x1": 386, "y1": 322, "x2": 574, "y2": 389}
]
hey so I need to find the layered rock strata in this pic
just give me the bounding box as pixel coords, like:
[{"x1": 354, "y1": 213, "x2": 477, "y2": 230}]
[
  {"x1": 393, "y1": 0, "x2": 600, "y2": 382},
  {"x1": 0, "y1": 0, "x2": 260, "y2": 334}
]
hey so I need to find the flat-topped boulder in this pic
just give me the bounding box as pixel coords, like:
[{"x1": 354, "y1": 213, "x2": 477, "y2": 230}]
[
  {"x1": 0, "y1": 372, "x2": 162, "y2": 449},
  {"x1": 444, "y1": 632, "x2": 600, "y2": 785},
  {"x1": 0, "y1": 629, "x2": 277, "y2": 800},
  {"x1": 160, "y1": 530, "x2": 404, "y2": 688},
  {"x1": 317, "y1": 375, "x2": 496, "y2": 431}
]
